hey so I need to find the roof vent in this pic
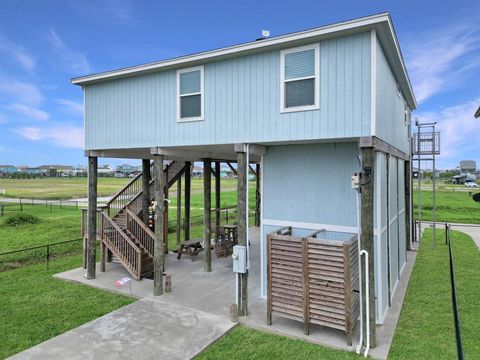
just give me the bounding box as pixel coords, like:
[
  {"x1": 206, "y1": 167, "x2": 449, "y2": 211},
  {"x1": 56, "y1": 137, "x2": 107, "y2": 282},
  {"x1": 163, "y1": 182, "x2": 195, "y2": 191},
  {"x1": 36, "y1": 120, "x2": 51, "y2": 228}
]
[{"x1": 256, "y1": 29, "x2": 270, "y2": 41}]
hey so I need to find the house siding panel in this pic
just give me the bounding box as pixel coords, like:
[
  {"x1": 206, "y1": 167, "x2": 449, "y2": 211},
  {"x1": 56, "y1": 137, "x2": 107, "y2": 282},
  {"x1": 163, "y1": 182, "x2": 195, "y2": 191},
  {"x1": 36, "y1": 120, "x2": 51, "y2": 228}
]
[
  {"x1": 84, "y1": 32, "x2": 371, "y2": 150},
  {"x1": 375, "y1": 36, "x2": 409, "y2": 154}
]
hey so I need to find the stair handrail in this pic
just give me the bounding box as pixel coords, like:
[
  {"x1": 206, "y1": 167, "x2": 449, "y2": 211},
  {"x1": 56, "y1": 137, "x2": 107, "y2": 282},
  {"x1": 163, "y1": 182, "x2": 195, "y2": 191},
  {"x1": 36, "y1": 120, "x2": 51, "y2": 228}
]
[
  {"x1": 101, "y1": 211, "x2": 143, "y2": 279},
  {"x1": 125, "y1": 208, "x2": 155, "y2": 257}
]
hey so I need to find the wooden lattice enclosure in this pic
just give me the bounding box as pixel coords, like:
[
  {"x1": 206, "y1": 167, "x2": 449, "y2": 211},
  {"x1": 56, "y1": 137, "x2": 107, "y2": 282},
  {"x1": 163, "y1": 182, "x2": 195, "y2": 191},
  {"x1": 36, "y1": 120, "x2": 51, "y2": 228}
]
[{"x1": 266, "y1": 227, "x2": 359, "y2": 344}]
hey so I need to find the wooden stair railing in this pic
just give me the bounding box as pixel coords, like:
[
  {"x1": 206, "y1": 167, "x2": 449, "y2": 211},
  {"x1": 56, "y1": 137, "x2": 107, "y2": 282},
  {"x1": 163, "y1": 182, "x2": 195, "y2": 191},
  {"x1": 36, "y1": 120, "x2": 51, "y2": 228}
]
[
  {"x1": 101, "y1": 212, "x2": 143, "y2": 280},
  {"x1": 106, "y1": 173, "x2": 144, "y2": 218},
  {"x1": 126, "y1": 160, "x2": 186, "y2": 215},
  {"x1": 126, "y1": 208, "x2": 155, "y2": 257}
]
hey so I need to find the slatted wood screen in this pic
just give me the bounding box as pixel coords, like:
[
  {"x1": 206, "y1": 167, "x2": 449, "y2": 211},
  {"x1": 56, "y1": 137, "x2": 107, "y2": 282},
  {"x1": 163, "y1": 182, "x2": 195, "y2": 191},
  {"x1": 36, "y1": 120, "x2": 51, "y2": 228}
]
[{"x1": 267, "y1": 227, "x2": 359, "y2": 345}]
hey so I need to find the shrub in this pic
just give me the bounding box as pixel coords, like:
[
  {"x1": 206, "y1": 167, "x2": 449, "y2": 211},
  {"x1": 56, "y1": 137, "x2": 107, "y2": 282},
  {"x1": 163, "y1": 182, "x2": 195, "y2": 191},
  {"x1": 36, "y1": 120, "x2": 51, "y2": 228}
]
[{"x1": 4, "y1": 213, "x2": 40, "y2": 226}]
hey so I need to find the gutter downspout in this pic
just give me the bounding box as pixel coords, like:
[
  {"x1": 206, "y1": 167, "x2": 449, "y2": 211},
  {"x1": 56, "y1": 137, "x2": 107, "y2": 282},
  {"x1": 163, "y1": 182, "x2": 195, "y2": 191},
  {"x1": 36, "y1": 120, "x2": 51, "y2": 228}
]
[
  {"x1": 360, "y1": 249, "x2": 370, "y2": 357},
  {"x1": 355, "y1": 187, "x2": 364, "y2": 355}
]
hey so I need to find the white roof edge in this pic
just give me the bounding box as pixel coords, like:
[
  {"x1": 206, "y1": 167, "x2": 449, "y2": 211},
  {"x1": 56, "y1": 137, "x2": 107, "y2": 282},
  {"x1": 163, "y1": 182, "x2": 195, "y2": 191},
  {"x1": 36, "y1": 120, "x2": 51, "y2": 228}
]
[{"x1": 71, "y1": 12, "x2": 416, "y2": 108}]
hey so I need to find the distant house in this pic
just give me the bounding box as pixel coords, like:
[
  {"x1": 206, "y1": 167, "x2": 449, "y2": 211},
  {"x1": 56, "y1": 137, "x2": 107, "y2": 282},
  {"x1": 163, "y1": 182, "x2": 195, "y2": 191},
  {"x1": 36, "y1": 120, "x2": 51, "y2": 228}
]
[
  {"x1": 192, "y1": 166, "x2": 204, "y2": 178},
  {"x1": 115, "y1": 164, "x2": 138, "y2": 175},
  {"x1": 459, "y1": 160, "x2": 476, "y2": 173},
  {"x1": 98, "y1": 165, "x2": 115, "y2": 176},
  {"x1": 22, "y1": 167, "x2": 43, "y2": 175},
  {"x1": 0, "y1": 165, "x2": 17, "y2": 174}
]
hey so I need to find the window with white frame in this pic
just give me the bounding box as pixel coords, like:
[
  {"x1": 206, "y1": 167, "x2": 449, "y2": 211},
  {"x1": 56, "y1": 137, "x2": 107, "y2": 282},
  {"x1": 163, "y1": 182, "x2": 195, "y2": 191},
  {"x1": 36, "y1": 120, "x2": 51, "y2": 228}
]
[
  {"x1": 280, "y1": 44, "x2": 319, "y2": 112},
  {"x1": 177, "y1": 66, "x2": 204, "y2": 121}
]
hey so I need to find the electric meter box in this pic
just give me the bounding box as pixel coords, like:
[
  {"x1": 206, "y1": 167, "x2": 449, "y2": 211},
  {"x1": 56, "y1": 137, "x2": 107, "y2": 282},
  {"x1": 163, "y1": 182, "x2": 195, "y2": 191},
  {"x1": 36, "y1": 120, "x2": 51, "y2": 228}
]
[{"x1": 232, "y1": 245, "x2": 247, "y2": 274}]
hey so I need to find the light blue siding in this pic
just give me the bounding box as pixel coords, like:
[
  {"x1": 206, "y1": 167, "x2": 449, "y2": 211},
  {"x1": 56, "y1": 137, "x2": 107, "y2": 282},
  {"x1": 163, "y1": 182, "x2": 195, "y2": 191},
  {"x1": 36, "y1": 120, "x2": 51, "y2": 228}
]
[
  {"x1": 375, "y1": 36, "x2": 410, "y2": 154},
  {"x1": 398, "y1": 159, "x2": 406, "y2": 271},
  {"x1": 263, "y1": 142, "x2": 359, "y2": 226},
  {"x1": 389, "y1": 156, "x2": 399, "y2": 294},
  {"x1": 84, "y1": 32, "x2": 371, "y2": 150}
]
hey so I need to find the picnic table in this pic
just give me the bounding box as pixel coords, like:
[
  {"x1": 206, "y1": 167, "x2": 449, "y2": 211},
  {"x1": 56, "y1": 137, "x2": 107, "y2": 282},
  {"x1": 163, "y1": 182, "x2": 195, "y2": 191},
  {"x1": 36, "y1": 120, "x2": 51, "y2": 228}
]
[
  {"x1": 214, "y1": 224, "x2": 238, "y2": 258},
  {"x1": 176, "y1": 238, "x2": 204, "y2": 260}
]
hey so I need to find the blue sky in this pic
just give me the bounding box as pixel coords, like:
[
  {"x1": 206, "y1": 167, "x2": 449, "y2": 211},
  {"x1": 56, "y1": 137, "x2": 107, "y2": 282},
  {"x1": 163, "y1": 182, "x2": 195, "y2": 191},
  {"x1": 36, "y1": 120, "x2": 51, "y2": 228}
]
[{"x1": 0, "y1": 0, "x2": 479, "y2": 169}]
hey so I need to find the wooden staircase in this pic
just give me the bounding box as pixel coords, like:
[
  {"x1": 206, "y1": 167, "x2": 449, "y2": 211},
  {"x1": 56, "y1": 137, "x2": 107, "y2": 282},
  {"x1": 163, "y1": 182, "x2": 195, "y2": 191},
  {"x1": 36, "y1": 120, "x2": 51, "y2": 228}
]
[{"x1": 99, "y1": 161, "x2": 186, "y2": 280}]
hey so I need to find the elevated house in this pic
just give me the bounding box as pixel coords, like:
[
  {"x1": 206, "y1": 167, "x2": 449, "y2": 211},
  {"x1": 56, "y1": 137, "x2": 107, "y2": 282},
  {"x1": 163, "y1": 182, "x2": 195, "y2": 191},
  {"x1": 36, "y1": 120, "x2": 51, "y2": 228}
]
[
  {"x1": 0, "y1": 165, "x2": 17, "y2": 174},
  {"x1": 72, "y1": 13, "x2": 415, "y2": 348}
]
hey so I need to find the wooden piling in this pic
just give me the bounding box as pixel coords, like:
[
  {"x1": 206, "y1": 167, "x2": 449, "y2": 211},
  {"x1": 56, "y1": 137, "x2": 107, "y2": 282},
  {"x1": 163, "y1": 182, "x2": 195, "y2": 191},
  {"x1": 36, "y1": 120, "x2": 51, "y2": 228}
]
[
  {"x1": 142, "y1": 159, "x2": 151, "y2": 224},
  {"x1": 255, "y1": 163, "x2": 261, "y2": 227},
  {"x1": 360, "y1": 147, "x2": 376, "y2": 348},
  {"x1": 176, "y1": 176, "x2": 182, "y2": 245},
  {"x1": 184, "y1": 161, "x2": 191, "y2": 241},
  {"x1": 236, "y1": 149, "x2": 248, "y2": 315},
  {"x1": 153, "y1": 154, "x2": 166, "y2": 296},
  {"x1": 86, "y1": 155, "x2": 97, "y2": 280},
  {"x1": 215, "y1": 161, "x2": 221, "y2": 228},
  {"x1": 203, "y1": 158, "x2": 212, "y2": 272}
]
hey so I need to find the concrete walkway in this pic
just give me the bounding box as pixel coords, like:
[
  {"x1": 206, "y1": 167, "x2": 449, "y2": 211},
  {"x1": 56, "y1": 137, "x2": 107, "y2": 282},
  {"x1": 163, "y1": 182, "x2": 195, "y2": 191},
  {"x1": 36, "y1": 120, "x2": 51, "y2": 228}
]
[
  {"x1": 8, "y1": 298, "x2": 235, "y2": 360},
  {"x1": 420, "y1": 221, "x2": 480, "y2": 249}
]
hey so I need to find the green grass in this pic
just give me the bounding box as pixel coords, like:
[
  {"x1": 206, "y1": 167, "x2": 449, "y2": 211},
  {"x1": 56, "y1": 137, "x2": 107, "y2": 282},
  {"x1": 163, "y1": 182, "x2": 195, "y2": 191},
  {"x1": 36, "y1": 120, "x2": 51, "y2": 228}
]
[
  {"x1": 413, "y1": 189, "x2": 480, "y2": 224},
  {"x1": 0, "y1": 254, "x2": 135, "y2": 359},
  {"x1": 0, "y1": 204, "x2": 82, "y2": 269},
  {"x1": 0, "y1": 177, "x2": 130, "y2": 200},
  {"x1": 389, "y1": 229, "x2": 480, "y2": 359},
  {"x1": 0, "y1": 177, "x2": 242, "y2": 200},
  {"x1": 196, "y1": 326, "x2": 358, "y2": 360}
]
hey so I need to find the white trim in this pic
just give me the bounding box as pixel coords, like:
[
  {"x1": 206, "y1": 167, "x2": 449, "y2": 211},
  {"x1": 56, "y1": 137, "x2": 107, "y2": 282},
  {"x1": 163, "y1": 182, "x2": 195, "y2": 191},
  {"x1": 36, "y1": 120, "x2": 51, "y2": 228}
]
[
  {"x1": 176, "y1": 66, "x2": 204, "y2": 122},
  {"x1": 263, "y1": 218, "x2": 357, "y2": 234},
  {"x1": 279, "y1": 43, "x2": 320, "y2": 113},
  {"x1": 260, "y1": 155, "x2": 266, "y2": 299},
  {"x1": 370, "y1": 29, "x2": 377, "y2": 136}
]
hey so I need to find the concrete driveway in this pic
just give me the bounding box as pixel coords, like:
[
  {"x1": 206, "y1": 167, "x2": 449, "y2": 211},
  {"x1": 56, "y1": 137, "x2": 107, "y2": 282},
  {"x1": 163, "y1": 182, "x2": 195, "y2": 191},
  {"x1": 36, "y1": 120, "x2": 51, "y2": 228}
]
[{"x1": 8, "y1": 298, "x2": 236, "y2": 360}]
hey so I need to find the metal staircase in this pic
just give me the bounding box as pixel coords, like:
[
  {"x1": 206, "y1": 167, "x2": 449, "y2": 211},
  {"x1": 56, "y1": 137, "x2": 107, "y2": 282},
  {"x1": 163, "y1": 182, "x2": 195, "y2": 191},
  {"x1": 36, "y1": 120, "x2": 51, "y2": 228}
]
[{"x1": 98, "y1": 161, "x2": 186, "y2": 279}]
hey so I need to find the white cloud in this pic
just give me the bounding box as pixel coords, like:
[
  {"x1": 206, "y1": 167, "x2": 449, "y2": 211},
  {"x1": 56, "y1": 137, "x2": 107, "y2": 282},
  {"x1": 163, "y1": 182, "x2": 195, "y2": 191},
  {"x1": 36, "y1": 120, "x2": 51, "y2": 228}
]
[
  {"x1": 0, "y1": 34, "x2": 36, "y2": 72},
  {"x1": 55, "y1": 99, "x2": 83, "y2": 116},
  {"x1": 405, "y1": 21, "x2": 480, "y2": 104},
  {"x1": 417, "y1": 97, "x2": 480, "y2": 168},
  {"x1": 15, "y1": 124, "x2": 84, "y2": 149},
  {"x1": 6, "y1": 103, "x2": 49, "y2": 121},
  {"x1": 0, "y1": 80, "x2": 43, "y2": 105},
  {"x1": 0, "y1": 113, "x2": 8, "y2": 124},
  {"x1": 47, "y1": 29, "x2": 91, "y2": 74}
]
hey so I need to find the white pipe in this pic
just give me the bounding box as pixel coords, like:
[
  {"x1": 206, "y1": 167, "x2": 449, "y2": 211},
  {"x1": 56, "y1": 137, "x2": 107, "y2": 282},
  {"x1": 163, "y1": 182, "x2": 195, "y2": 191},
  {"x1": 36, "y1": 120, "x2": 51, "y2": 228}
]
[
  {"x1": 246, "y1": 144, "x2": 250, "y2": 269},
  {"x1": 360, "y1": 249, "x2": 370, "y2": 358},
  {"x1": 355, "y1": 190, "x2": 364, "y2": 354}
]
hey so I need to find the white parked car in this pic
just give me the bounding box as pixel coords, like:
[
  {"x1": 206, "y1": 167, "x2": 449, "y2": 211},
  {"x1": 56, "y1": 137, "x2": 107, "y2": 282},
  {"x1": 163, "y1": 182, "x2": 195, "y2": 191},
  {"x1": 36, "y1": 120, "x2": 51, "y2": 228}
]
[{"x1": 465, "y1": 181, "x2": 478, "y2": 188}]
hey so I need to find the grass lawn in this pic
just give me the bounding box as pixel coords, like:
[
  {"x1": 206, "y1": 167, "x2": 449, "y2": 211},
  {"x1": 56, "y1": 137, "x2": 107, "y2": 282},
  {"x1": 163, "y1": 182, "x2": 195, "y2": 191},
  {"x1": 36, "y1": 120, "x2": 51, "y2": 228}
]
[
  {"x1": 196, "y1": 326, "x2": 358, "y2": 360},
  {"x1": 0, "y1": 254, "x2": 135, "y2": 359},
  {"x1": 413, "y1": 189, "x2": 480, "y2": 224},
  {"x1": 0, "y1": 204, "x2": 82, "y2": 269},
  {"x1": 389, "y1": 229, "x2": 480, "y2": 359},
  {"x1": 0, "y1": 177, "x2": 243, "y2": 200}
]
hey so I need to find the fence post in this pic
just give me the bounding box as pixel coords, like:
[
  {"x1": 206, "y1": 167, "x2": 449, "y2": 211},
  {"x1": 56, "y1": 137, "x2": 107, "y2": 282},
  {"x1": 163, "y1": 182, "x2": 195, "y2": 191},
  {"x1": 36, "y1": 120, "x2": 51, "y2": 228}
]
[
  {"x1": 46, "y1": 199, "x2": 48, "y2": 208},
  {"x1": 445, "y1": 223, "x2": 448, "y2": 245},
  {"x1": 31, "y1": 198, "x2": 34, "y2": 206},
  {"x1": 59, "y1": 200, "x2": 62, "y2": 209},
  {"x1": 50, "y1": 203, "x2": 52, "y2": 213},
  {"x1": 76, "y1": 201, "x2": 78, "y2": 211},
  {"x1": 0, "y1": 205, "x2": 3, "y2": 217},
  {"x1": 46, "y1": 245, "x2": 50, "y2": 269}
]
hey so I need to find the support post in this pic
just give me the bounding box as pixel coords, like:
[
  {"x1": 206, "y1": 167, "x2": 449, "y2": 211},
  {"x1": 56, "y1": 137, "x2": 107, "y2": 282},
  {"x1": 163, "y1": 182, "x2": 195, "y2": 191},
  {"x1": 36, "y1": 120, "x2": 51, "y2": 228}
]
[
  {"x1": 360, "y1": 147, "x2": 376, "y2": 348},
  {"x1": 153, "y1": 154, "x2": 166, "y2": 296},
  {"x1": 215, "y1": 161, "x2": 221, "y2": 229},
  {"x1": 203, "y1": 159, "x2": 212, "y2": 272},
  {"x1": 176, "y1": 176, "x2": 182, "y2": 246},
  {"x1": 164, "y1": 166, "x2": 169, "y2": 253},
  {"x1": 405, "y1": 160, "x2": 412, "y2": 251},
  {"x1": 255, "y1": 163, "x2": 261, "y2": 227},
  {"x1": 236, "y1": 149, "x2": 248, "y2": 316},
  {"x1": 184, "y1": 161, "x2": 191, "y2": 241},
  {"x1": 142, "y1": 159, "x2": 151, "y2": 224},
  {"x1": 86, "y1": 156, "x2": 97, "y2": 280}
]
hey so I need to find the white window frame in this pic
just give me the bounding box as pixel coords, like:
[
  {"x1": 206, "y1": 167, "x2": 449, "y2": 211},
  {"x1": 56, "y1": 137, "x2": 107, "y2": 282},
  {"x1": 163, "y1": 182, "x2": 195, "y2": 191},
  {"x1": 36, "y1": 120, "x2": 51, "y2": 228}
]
[
  {"x1": 280, "y1": 43, "x2": 320, "y2": 113},
  {"x1": 177, "y1": 65, "x2": 204, "y2": 122}
]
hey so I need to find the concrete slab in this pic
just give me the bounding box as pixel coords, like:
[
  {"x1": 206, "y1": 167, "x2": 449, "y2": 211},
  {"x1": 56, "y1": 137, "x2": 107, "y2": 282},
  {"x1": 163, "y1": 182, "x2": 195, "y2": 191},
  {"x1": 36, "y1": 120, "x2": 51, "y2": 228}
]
[
  {"x1": 51, "y1": 226, "x2": 417, "y2": 359},
  {"x1": 8, "y1": 298, "x2": 236, "y2": 360}
]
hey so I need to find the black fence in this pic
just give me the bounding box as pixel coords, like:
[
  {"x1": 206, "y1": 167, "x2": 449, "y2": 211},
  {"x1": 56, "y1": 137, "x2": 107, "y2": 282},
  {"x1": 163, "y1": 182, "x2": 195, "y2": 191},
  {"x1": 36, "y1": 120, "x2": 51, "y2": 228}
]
[
  {"x1": 0, "y1": 238, "x2": 83, "y2": 271},
  {"x1": 0, "y1": 199, "x2": 81, "y2": 217}
]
